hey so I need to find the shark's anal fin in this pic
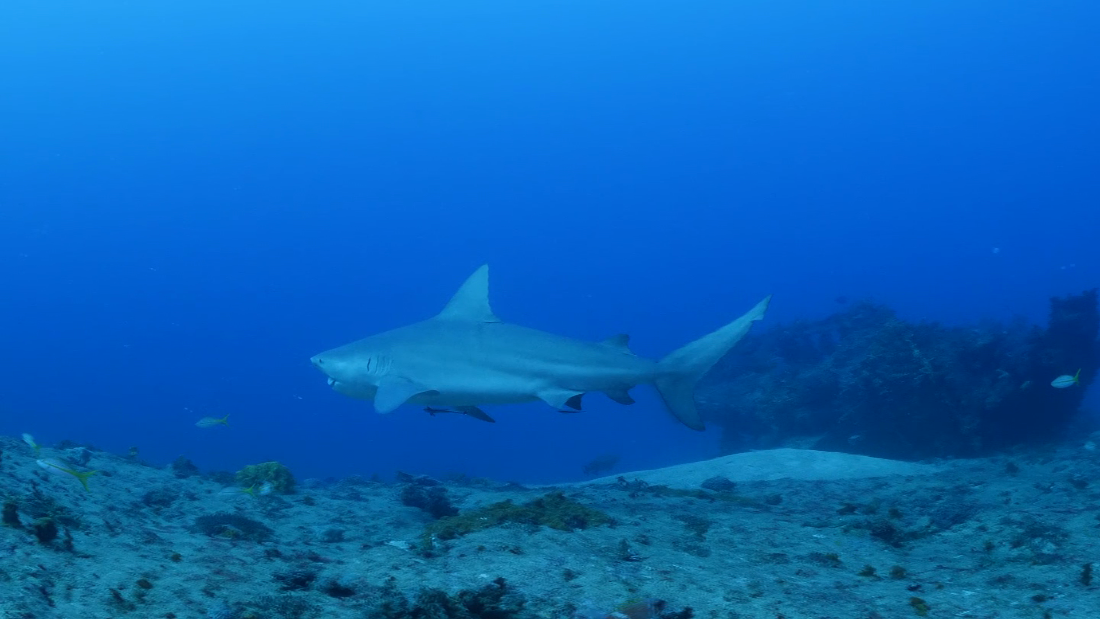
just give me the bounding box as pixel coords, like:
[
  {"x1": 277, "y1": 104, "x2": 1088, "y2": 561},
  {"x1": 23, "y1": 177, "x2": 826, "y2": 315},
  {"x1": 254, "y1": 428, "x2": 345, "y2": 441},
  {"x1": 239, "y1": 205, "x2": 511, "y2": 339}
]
[
  {"x1": 375, "y1": 377, "x2": 437, "y2": 414},
  {"x1": 604, "y1": 389, "x2": 635, "y2": 405},
  {"x1": 537, "y1": 388, "x2": 585, "y2": 411}
]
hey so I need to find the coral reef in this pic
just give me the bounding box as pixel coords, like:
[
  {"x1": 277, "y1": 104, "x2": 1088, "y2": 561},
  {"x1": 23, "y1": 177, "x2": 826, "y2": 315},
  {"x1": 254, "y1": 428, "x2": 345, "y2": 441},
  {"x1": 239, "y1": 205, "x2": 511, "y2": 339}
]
[{"x1": 701, "y1": 290, "x2": 1100, "y2": 459}]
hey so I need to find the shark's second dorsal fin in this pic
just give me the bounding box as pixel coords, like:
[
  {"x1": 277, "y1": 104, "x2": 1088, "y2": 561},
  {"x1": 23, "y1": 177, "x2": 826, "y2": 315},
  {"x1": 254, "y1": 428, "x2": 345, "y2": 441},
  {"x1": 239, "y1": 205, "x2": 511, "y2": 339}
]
[
  {"x1": 601, "y1": 333, "x2": 633, "y2": 354},
  {"x1": 437, "y1": 264, "x2": 501, "y2": 323}
]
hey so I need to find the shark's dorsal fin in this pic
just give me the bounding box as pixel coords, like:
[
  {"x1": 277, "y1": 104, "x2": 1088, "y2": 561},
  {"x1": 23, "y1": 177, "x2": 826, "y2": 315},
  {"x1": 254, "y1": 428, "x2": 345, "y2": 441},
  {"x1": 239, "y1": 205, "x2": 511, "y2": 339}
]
[
  {"x1": 437, "y1": 264, "x2": 501, "y2": 323},
  {"x1": 601, "y1": 333, "x2": 633, "y2": 354}
]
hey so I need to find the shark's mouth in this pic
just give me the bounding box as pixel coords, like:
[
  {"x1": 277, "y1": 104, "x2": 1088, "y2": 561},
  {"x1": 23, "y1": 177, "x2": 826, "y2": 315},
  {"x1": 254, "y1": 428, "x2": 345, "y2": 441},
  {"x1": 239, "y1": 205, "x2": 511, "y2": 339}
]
[{"x1": 327, "y1": 378, "x2": 336, "y2": 388}]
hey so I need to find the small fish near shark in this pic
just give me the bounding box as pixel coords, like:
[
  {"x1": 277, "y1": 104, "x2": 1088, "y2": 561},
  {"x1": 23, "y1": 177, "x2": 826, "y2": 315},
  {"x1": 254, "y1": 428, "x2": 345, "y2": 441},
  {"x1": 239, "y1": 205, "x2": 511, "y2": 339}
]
[{"x1": 310, "y1": 265, "x2": 770, "y2": 430}]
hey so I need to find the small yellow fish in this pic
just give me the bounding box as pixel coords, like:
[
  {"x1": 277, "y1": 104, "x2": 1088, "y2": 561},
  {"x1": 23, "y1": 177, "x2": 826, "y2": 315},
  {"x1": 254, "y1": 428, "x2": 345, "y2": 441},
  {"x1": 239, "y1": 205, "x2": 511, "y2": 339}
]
[
  {"x1": 195, "y1": 415, "x2": 230, "y2": 428},
  {"x1": 1051, "y1": 369, "x2": 1081, "y2": 389},
  {"x1": 219, "y1": 485, "x2": 258, "y2": 498},
  {"x1": 22, "y1": 433, "x2": 40, "y2": 455},
  {"x1": 37, "y1": 459, "x2": 97, "y2": 491}
]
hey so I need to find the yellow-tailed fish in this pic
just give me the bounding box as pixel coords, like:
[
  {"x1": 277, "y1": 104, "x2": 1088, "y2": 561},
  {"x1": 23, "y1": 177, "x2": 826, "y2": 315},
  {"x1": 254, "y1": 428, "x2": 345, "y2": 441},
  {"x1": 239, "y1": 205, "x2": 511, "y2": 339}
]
[
  {"x1": 1051, "y1": 369, "x2": 1081, "y2": 389},
  {"x1": 195, "y1": 414, "x2": 230, "y2": 428},
  {"x1": 37, "y1": 459, "x2": 97, "y2": 491},
  {"x1": 22, "y1": 433, "x2": 40, "y2": 455},
  {"x1": 219, "y1": 485, "x2": 257, "y2": 498}
]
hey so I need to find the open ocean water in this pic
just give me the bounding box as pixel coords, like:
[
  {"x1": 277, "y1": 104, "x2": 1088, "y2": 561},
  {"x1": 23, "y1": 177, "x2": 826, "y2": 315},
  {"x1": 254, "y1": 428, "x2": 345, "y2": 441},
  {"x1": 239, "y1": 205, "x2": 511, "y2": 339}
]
[{"x1": 1, "y1": 2, "x2": 1098, "y2": 617}]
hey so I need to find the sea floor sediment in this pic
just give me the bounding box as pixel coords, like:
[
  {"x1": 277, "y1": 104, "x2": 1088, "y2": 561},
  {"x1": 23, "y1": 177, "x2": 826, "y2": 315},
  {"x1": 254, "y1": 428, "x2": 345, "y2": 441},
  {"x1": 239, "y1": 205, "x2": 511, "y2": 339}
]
[{"x1": 2, "y1": 435, "x2": 1100, "y2": 618}]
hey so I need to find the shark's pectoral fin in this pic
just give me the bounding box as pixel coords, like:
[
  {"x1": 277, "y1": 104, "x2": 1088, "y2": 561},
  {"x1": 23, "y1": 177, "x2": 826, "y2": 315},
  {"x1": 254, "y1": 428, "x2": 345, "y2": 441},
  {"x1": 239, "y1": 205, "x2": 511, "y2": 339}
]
[
  {"x1": 537, "y1": 388, "x2": 585, "y2": 411},
  {"x1": 604, "y1": 388, "x2": 636, "y2": 405},
  {"x1": 374, "y1": 377, "x2": 438, "y2": 414}
]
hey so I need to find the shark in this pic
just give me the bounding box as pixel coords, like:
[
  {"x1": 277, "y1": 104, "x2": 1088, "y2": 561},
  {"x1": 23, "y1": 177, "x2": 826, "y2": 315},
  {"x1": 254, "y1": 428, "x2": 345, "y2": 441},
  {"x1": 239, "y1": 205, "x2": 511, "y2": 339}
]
[{"x1": 310, "y1": 265, "x2": 769, "y2": 430}]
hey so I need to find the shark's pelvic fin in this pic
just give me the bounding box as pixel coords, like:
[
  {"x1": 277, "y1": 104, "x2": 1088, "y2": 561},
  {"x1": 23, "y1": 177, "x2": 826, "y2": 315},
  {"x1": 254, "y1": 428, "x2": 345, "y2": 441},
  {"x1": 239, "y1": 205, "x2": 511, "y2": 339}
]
[
  {"x1": 374, "y1": 376, "x2": 438, "y2": 414},
  {"x1": 600, "y1": 333, "x2": 633, "y2": 354},
  {"x1": 603, "y1": 388, "x2": 636, "y2": 405},
  {"x1": 654, "y1": 295, "x2": 771, "y2": 431},
  {"x1": 436, "y1": 264, "x2": 501, "y2": 323},
  {"x1": 536, "y1": 388, "x2": 585, "y2": 410}
]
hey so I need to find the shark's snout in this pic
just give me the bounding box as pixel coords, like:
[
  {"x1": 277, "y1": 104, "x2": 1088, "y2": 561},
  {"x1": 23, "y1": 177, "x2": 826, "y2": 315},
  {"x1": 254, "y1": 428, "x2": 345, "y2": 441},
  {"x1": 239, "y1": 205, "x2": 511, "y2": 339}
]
[
  {"x1": 312, "y1": 356, "x2": 339, "y2": 390},
  {"x1": 310, "y1": 355, "x2": 331, "y2": 378}
]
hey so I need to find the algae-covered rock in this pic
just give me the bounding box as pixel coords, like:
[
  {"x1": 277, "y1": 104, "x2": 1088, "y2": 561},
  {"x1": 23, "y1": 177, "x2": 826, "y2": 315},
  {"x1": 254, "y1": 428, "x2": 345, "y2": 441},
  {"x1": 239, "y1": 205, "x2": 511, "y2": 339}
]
[
  {"x1": 400, "y1": 484, "x2": 458, "y2": 519},
  {"x1": 361, "y1": 576, "x2": 529, "y2": 619},
  {"x1": 235, "y1": 461, "x2": 296, "y2": 494},
  {"x1": 192, "y1": 512, "x2": 275, "y2": 542},
  {"x1": 424, "y1": 491, "x2": 612, "y2": 541},
  {"x1": 2, "y1": 500, "x2": 20, "y2": 528}
]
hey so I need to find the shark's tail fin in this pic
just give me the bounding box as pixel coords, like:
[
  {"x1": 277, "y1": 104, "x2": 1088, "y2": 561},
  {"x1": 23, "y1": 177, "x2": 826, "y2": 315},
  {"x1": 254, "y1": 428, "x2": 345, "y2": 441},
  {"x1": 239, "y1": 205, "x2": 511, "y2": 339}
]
[{"x1": 654, "y1": 296, "x2": 770, "y2": 430}]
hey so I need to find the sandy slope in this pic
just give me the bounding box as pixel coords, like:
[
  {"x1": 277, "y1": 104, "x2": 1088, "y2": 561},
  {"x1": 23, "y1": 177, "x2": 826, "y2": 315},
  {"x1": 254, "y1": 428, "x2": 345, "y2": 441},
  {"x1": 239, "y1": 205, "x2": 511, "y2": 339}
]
[{"x1": 578, "y1": 448, "x2": 941, "y2": 486}]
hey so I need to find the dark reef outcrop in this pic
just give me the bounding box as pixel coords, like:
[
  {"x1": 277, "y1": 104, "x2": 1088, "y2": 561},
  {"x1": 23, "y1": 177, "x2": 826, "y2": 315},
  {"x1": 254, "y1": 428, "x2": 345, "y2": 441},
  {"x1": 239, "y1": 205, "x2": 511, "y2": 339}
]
[{"x1": 700, "y1": 289, "x2": 1099, "y2": 459}]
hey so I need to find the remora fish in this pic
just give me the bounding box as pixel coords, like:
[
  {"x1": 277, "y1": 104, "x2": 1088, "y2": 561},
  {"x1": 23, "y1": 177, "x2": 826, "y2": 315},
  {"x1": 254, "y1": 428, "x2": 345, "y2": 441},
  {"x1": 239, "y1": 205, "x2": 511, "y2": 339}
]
[
  {"x1": 424, "y1": 406, "x2": 496, "y2": 423},
  {"x1": 310, "y1": 265, "x2": 769, "y2": 430}
]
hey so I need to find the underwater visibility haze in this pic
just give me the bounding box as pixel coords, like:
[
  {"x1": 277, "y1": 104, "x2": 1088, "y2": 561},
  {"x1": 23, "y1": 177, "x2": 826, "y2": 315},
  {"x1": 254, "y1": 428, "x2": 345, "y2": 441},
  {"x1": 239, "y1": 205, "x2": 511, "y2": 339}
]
[
  {"x1": 1, "y1": 1, "x2": 1098, "y2": 483},
  {"x1": 5, "y1": 3, "x2": 1100, "y2": 619}
]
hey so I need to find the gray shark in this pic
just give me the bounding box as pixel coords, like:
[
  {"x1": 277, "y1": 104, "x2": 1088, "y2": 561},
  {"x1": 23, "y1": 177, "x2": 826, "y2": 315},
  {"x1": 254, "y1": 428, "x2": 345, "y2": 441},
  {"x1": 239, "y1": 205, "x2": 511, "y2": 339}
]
[{"x1": 310, "y1": 265, "x2": 769, "y2": 430}]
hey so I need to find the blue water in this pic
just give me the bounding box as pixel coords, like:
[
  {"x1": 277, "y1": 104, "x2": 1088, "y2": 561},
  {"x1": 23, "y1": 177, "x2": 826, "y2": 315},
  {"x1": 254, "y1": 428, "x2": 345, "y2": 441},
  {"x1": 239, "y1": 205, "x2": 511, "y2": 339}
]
[{"x1": 1, "y1": 2, "x2": 1097, "y2": 483}]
